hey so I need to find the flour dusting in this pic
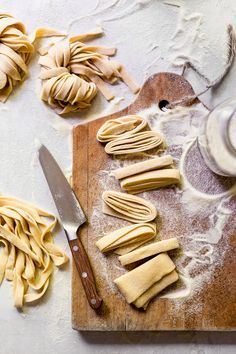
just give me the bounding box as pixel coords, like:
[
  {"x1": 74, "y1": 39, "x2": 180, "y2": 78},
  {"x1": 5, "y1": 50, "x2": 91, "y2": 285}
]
[
  {"x1": 169, "y1": 9, "x2": 205, "y2": 68},
  {"x1": 92, "y1": 102, "x2": 236, "y2": 313},
  {"x1": 137, "y1": 103, "x2": 236, "y2": 309}
]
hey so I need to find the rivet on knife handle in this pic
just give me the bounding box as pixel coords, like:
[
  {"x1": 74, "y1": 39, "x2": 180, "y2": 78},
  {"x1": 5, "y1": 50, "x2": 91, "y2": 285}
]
[{"x1": 68, "y1": 234, "x2": 103, "y2": 310}]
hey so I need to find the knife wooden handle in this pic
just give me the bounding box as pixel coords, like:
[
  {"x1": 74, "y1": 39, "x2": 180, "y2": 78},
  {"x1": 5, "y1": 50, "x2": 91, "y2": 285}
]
[{"x1": 69, "y1": 236, "x2": 103, "y2": 310}]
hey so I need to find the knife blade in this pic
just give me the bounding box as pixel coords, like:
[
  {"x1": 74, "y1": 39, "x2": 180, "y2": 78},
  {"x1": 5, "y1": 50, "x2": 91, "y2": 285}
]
[{"x1": 38, "y1": 144, "x2": 102, "y2": 310}]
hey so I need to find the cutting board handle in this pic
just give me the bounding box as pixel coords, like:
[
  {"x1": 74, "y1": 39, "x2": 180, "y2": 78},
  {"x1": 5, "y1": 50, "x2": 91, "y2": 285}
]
[
  {"x1": 131, "y1": 72, "x2": 197, "y2": 110},
  {"x1": 80, "y1": 72, "x2": 197, "y2": 126}
]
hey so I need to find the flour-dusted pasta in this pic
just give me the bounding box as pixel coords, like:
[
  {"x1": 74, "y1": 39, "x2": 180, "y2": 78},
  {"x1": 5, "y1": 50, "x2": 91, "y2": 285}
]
[
  {"x1": 0, "y1": 196, "x2": 68, "y2": 308},
  {"x1": 102, "y1": 191, "x2": 157, "y2": 223},
  {"x1": 120, "y1": 168, "x2": 180, "y2": 194},
  {"x1": 96, "y1": 115, "x2": 148, "y2": 143},
  {"x1": 114, "y1": 253, "x2": 176, "y2": 304},
  {"x1": 105, "y1": 131, "x2": 164, "y2": 155},
  {"x1": 112, "y1": 155, "x2": 173, "y2": 179},
  {"x1": 119, "y1": 237, "x2": 179, "y2": 265},
  {"x1": 38, "y1": 28, "x2": 140, "y2": 114},
  {"x1": 133, "y1": 270, "x2": 179, "y2": 309},
  {"x1": 96, "y1": 223, "x2": 156, "y2": 253}
]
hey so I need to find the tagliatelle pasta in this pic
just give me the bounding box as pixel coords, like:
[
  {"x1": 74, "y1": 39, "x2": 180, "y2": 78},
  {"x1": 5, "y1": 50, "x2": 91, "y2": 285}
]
[
  {"x1": 0, "y1": 12, "x2": 65, "y2": 102},
  {"x1": 118, "y1": 237, "x2": 179, "y2": 266},
  {"x1": 133, "y1": 270, "x2": 179, "y2": 309},
  {"x1": 120, "y1": 168, "x2": 181, "y2": 194},
  {"x1": 38, "y1": 28, "x2": 140, "y2": 114},
  {"x1": 96, "y1": 223, "x2": 156, "y2": 253},
  {"x1": 104, "y1": 131, "x2": 163, "y2": 155},
  {"x1": 102, "y1": 191, "x2": 157, "y2": 223},
  {"x1": 96, "y1": 115, "x2": 148, "y2": 143},
  {"x1": 114, "y1": 253, "x2": 176, "y2": 304},
  {"x1": 112, "y1": 155, "x2": 173, "y2": 180},
  {"x1": 0, "y1": 196, "x2": 68, "y2": 308}
]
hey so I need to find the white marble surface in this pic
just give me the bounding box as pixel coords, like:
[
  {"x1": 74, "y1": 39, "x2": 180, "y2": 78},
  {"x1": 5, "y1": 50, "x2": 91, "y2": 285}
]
[{"x1": 0, "y1": 0, "x2": 235, "y2": 353}]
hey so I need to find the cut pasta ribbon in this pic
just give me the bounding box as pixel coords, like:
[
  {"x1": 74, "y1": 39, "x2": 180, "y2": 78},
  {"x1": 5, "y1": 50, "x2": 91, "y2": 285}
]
[
  {"x1": 96, "y1": 115, "x2": 147, "y2": 143},
  {"x1": 0, "y1": 196, "x2": 68, "y2": 308},
  {"x1": 114, "y1": 253, "x2": 178, "y2": 308},
  {"x1": 112, "y1": 155, "x2": 173, "y2": 180},
  {"x1": 119, "y1": 237, "x2": 179, "y2": 266},
  {"x1": 0, "y1": 12, "x2": 65, "y2": 102},
  {"x1": 112, "y1": 155, "x2": 180, "y2": 193},
  {"x1": 133, "y1": 270, "x2": 179, "y2": 309},
  {"x1": 38, "y1": 28, "x2": 140, "y2": 114},
  {"x1": 102, "y1": 191, "x2": 157, "y2": 223},
  {"x1": 105, "y1": 131, "x2": 163, "y2": 155},
  {"x1": 96, "y1": 223, "x2": 156, "y2": 253},
  {"x1": 120, "y1": 168, "x2": 181, "y2": 194}
]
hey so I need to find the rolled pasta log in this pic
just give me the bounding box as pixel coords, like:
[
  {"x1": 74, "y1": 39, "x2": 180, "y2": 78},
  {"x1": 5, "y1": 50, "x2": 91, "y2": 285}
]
[
  {"x1": 96, "y1": 223, "x2": 156, "y2": 253},
  {"x1": 119, "y1": 237, "x2": 179, "y2": 265},
  {"x1": 133, "y1": 270, "x2": 179, "y2": 309},
  {"x1": 102, "y1": 191, "x2": 157, "y2": 223},
  {"x1": 120, "y1": 168, "x2": 180, "y2": 194},
  {"x1": 114, "y1": 253, "x2": 175, "y2": 303},
  {"x1": 112, "y1": 155, "x2": 173, "y2": 180},
  {"x1": 105, "y1": 131, "x2": 163, "y2": 155},
  {"x1": 96, "y1": 115, "x2": 147, "y2": 142}
]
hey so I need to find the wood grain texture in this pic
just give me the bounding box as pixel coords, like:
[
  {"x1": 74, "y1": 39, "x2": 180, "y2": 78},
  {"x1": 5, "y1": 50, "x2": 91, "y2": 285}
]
[{"x1": 72, "y1": 72, "x2": 236, "y2": 331}]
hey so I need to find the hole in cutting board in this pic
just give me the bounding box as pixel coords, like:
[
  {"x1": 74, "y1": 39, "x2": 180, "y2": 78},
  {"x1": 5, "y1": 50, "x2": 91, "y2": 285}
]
[{"x1": 159, "y1": 99, "x2": 170, "y2": 111}]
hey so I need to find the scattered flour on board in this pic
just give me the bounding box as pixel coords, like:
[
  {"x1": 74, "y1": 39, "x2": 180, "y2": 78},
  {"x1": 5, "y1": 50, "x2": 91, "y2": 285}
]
[
  {"x1": 91, "y1": 102, "x2": 236, "y2": 313},
  {"x1": 138, "y1": 103, "x2": 236, "y2": 309}
]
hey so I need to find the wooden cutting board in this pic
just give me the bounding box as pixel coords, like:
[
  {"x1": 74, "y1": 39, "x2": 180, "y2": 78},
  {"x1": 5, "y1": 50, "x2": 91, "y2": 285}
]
[{"x1": 72, "y1": 73, "x2": 236, "y2": 331}]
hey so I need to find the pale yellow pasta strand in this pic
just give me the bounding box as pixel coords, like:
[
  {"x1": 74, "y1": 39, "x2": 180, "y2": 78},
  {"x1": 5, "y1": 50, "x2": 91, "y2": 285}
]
[
  {"x1": 0, "y1": 13, "x2": 65, "y2": 102},
  {"x1": 0, "y1": 196, "x2": 68, "y2": 308},
  {"x1": 38, "y1": 28, "x2": 140, "y2": 114}
]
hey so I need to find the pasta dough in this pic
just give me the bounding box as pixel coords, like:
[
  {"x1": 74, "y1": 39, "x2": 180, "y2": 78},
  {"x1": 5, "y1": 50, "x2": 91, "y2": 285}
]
[
  {"x1": 0, "y1": 13, "x2": 64, "y2": 102},
  {"x1": 113, "y1": 237, "x2": 152, "y2": 256},
  {"x1": 119, "y1": 237, "x2": 179, "y2": 265},
  {"x1": 120, "y1": 168, "x2": 180, "y2": 194},
  {"x1": 38, "y1": 28, "x2": 140, "y2": 114},
  {"x1": 133, "y1": 270, "x2": 179, "y2": 309},
  {"x1": 114, "y1": 253, "x2": 175, "y2": 303},
  {"x1": 102, "y1": 191, "x2": 157, "y2": 223},
  {"x1": 96, "y1": 223, "x2": 156, "y2": 253},
  {"x1": 112, "y1": 155, "x2": 173, "y2": 180},
  {"x1": 105, "y1": 131, "x2": 163, "y2": 155},
  {"x1": 0, "y1": 196, "x2": 68, "y2": 308},
  {"x1": 96, "y1": 115, "x2": 147, "y2": 142}
]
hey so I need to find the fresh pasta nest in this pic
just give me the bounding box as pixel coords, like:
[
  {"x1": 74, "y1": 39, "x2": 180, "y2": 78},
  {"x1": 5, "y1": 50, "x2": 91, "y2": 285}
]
[
  {"x1": 0, "y1": 196, "x2": 68, "y2": 308},
  {"x1": 0, "y1": 13, "x2": 34, "y2": 102},
  {"x1": 0, "y1": 12, "x2": 64, "y2": 102},
  {"x1": 38, "y1": 28, "x2": 140, "y2": 114}
]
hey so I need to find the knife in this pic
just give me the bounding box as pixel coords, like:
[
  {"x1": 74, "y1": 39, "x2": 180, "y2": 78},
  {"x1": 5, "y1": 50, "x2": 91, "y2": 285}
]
[{"x1": 38, "y1": 144, "x2": 103, "y2": 310}]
